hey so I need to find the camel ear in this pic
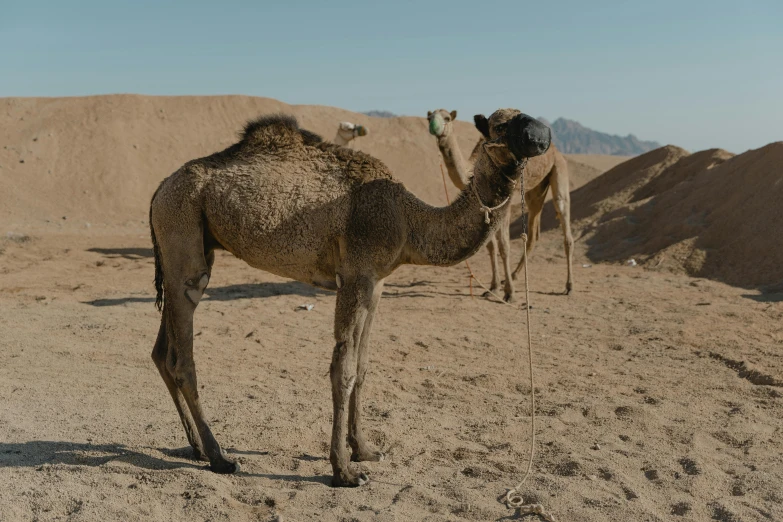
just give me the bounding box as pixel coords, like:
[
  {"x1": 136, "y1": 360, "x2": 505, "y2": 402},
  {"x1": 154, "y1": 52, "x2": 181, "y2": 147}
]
[
  {"x1": 474, "y1": 114, "x2": 490, "y2": 138},
  {"x1": 450, "y1": 110, "x2": 457, "y2": 121},
  {"x1": 427, "y1": 111, "x2": 433, "y2": 118},
  {"x1": 483, "y1": 142, "x2": 517, "y2": 165}
]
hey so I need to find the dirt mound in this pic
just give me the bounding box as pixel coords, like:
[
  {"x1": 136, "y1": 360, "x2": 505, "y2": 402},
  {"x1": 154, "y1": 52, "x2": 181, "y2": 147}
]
[
  {"x1": 565, "y1": 154, "x2": 631, "y2": 191},
  {"x1": 632, "y1": 148, "x2": 733, "y2": 202},
  {"x1": 586, "y1": 142, "x2": 783, "y2": 288},
  {"x1": 567, "y1": 145, "x2": 689, "y2": 224},
  {"x1": 0, "y1": 95, "x2": 483, "y2": 225}
]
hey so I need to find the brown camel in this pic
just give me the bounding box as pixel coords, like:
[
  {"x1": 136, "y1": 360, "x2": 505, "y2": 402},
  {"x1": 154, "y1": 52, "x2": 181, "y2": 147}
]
[
  {"x1": 149, "y1": 109, "x2": 551, "y2": 487},
  {"x1": 427, "y1": 109, "x2": 574, "y2": 298},
  {"x1": 333, "y1": 121, "x2": 368, "y2": 146}
]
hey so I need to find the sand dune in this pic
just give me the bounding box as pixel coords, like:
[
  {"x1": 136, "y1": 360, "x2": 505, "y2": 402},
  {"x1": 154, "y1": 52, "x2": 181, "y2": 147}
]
[
  {"x1": 530, "y1": 141, "x2": 783, "y2": 288},
  {"x1": 564, "y1": 154, "x2": 631, "y2": 190},
  {"x1": 0, "y1": 95, "x2": 484, "y2": 225},
  {"x1": 585, "y1": 142, "x2": 783, "y2": 288},
  {"x1": 0, "y1": 94, "x2": 618, "y2": 229}
]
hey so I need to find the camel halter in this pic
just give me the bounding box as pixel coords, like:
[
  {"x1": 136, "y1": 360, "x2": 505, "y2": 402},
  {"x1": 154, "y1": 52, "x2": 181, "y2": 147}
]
[{"x1": 470, "y1": 157, "x2": 527, "y2": 224}]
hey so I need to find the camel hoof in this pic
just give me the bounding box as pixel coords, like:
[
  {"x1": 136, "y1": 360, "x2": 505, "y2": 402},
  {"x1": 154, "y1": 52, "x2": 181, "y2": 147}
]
[
  {"x1": 504, "y1": 294, "x2": 515, "y2": 304},
  {"x1": 511, "y1": 272, "x2": 519, "y2": 281},
  {"x1": 351, "y1": 451, "x2": 385, "y2": 463},
  {"x1": 565, "y1": 283, "x2": 573, "y2": 295},
  {"x1": 209, "y1": 459, "x2": 240, "y2": 474},
  {"x1": 482, "y1": 290, "x2": 498, "y2": 299},
  {"x1": 331, "y1": 471, "x2": 369, "y2": 488}
]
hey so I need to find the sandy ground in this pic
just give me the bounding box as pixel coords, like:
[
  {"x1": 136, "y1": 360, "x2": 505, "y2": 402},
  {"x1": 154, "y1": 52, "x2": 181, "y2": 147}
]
[{"x1": 1, "y1": 223, "x2": 781, "y2": 522}]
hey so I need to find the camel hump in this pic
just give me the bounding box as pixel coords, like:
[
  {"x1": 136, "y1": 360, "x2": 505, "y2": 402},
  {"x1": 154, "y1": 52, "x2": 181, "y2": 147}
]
[
  {"x1": 317, "y1": 142, "x2": 396, "y2": 184},
  {"x1": 240, "y1": 114, "x2": 324, "y2": 150}
]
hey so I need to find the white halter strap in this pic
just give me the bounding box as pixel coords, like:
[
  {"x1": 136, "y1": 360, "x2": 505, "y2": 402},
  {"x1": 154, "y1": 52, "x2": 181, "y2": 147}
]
[{"x1": 471, "y1": 157, "x2": 527, "y2": 224}]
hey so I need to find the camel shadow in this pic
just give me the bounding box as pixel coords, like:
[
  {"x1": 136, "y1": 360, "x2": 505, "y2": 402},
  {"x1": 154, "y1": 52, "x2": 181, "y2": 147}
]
[
  {"x1": 294, "y1": 453, "x2": 326, "y2": 462},
  {"x1": 533, "y1": 290, "x2": 569, "y2": 297},
  {"x1": 239, "y1": 471, "x2": 332, "y2": 485},
  {"x1": 742, "y1": 292, "x2": 783, "y2": 303},
  {"x1": 385, "y1": 281, "x2": 432, "y2": 288},
  {"x1": 83, "y1": 282, "x2": 330, "y2": 307},
  {"x1": 85, "y1": 296, "x2": 156, "y2": 306},
  {"x1": 0, "y1": 441, "x2": 336, "y2": 485},
  {"x1": 205, "y1": 282, "x2": 329, "y2": 300},
  {"x1": 382, "y1": 292, "x2": 437, "y2": 299},
  {"x1": 87, "y1": 247, "x2": 153, "y2": 259},
  {"x1": 0, "y1": 441, "x2": 200, "y2": 471}
]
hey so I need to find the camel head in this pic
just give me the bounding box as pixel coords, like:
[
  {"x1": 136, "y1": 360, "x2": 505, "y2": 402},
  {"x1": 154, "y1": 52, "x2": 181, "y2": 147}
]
[
  {"x1": 427, "y1": 109, "x2": 458, "y2": 138},
  {"x1": 336, "y1": 121, "x2": 368, "y2": 144},
  {"x1": 479, "y1": 109, "x2": 551, "y2": 167},
  {"x1": 475, "y1": 109, "x2": 551, "y2": 158}
]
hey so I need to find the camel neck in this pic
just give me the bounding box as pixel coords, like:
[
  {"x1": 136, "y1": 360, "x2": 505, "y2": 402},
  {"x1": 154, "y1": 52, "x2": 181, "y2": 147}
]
[
  {"x1": 333, "y1": 131, "x2": 351, "y2": 147},
  {"x1": 437, "y1": 132, "x2": 471, "y2": 190},
  {"x1": 405, "y1": 152, "x2": 517, "y2": 267}
]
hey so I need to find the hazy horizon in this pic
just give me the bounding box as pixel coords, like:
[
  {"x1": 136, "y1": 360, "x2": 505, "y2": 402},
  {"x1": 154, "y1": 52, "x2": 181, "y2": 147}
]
[{"x1": 2, "y1": 0, "x2": 781, "y2": 153}]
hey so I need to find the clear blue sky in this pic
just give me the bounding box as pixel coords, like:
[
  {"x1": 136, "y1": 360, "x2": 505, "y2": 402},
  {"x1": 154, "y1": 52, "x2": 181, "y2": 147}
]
[{"x1": 2, "y1": 0, "x2": 781, "y2": 153}]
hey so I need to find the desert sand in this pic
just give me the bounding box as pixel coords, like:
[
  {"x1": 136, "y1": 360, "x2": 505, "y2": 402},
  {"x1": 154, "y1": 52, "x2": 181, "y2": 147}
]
[{"x1": 1, "y1": 96, "x2": 781, "y2": 521}]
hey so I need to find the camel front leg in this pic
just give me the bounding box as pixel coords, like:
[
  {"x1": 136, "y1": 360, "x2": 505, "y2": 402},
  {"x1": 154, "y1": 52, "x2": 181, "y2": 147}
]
[
  {"x1": 330, "y1": 275, "x2": 374, "y2": 487},
  {"x1": 484, "y1": 236, "x2": 501, "y2": 298},
  {"x1": 349, "y1": 279, "x2": 385, "y2": 462},
  {"x1": 497, "y1": 213, "x2": 515, "y2": 303},
  {"x1": 512, "y1": 181, "x2": 548, "y2": 281}
]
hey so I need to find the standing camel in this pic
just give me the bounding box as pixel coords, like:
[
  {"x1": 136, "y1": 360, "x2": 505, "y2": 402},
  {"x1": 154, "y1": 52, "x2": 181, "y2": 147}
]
[
  {"x1": 427, "y1": 109, "x2": 574, "y2": 298},
  {"x1": 149, "y1": 109, "x2": 551, "y2": 486},
  {"x1": 333, "y1": 121, "x2": 368, "y2": 146}
]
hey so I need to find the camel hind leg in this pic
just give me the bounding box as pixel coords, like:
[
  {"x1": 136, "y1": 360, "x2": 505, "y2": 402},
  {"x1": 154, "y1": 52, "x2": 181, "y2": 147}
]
[
  {"x1": 153, "y1": 219, "x2": 237, "y2": 474},
  {"x1": 150, "y1": 248, "x2": 216, "y2": 462},
  {"x1": 550, "y1": 159, "x2": 574, "y2": 294},
  {"x1": 151, "y1": 321, "x2": 206, "y2": 461}
]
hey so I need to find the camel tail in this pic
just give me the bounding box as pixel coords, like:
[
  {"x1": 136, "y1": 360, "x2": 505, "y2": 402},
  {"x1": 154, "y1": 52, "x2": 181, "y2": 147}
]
[{"x1": 150, "y1": 186, "x2": 164, "y2": 312}]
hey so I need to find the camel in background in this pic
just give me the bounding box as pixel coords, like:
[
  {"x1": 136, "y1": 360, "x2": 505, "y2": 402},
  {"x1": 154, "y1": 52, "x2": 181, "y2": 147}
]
[
  {"x1": 428, "y1": 109, "x2": 574, "y2": 298},
  {"x1": 333, "y1": 121, "x2": 368, "y2": 146}
]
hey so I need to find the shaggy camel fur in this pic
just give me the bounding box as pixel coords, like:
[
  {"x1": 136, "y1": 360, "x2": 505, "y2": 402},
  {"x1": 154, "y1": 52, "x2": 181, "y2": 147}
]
[
  {"x1": 333, "y1": 121, "x2": 368, "y2": 146},
  {"x1": 427, "y1": 109, "x2": 574, "y2": 298},
  {"x1": 149, "y1": 110, "x2": 551, "y2": 487}
]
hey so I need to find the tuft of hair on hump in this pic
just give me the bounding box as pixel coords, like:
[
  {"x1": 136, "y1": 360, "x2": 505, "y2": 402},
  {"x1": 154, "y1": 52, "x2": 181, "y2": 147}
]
[{"x1": 240, "y1": 114, "x2": 323, "y2": 146}]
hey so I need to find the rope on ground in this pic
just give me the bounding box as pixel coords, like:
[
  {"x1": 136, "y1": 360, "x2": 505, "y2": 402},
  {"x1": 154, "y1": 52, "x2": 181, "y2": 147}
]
[
  {"x1": 503, "y1": 236, "x2": 556, "y2": 521},
  {"x1": 437, "y1": 162, "x2": 554, "y2": 520}
]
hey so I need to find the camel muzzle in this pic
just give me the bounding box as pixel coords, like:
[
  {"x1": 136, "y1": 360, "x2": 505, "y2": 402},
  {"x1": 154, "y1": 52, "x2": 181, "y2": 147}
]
[
  {"x1": 506, "y1": 114, "x2": 551, "y2": 159},
  {"x1": 429, "y1": 114, "x2": 445, "y2": 136}
]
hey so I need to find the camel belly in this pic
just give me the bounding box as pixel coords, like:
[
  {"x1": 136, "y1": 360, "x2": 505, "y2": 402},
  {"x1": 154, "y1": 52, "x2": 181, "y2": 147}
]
[{"x1": 202, "y1": 169, "x2": 350, "y2": 287}]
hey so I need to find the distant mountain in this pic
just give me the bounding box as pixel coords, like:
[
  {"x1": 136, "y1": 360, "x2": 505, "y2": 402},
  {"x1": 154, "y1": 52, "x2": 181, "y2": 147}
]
[
  {"x1": 362, "y1": 110, "x2": 397, "y2": 118},
  {"x1": 538, "y1": 117, "x2": 661, "y2": 156}
]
